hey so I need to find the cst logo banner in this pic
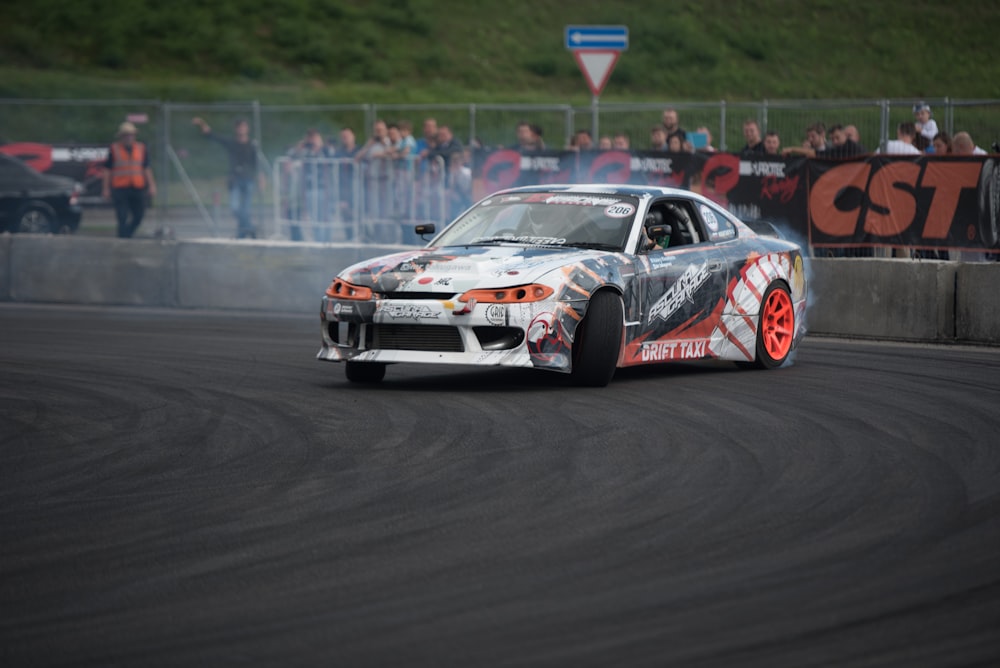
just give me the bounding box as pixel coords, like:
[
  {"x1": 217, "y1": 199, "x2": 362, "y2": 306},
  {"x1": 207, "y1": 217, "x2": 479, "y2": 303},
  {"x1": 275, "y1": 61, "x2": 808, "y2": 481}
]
[{"x1": 809, "y1": 156, "x2": 999, "y2": 252}]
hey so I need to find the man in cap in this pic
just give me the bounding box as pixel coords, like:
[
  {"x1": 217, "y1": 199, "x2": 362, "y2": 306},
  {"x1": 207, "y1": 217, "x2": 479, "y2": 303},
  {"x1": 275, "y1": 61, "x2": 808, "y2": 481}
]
[{"x1": 102, "y1": 121, "x2": 157, "y2": 238}]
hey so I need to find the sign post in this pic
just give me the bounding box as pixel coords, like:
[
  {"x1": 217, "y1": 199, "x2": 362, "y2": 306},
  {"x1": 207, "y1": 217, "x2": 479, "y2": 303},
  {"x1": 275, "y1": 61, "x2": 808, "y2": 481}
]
[{"x1": 564, "y1": 25, "x2": 628, "y2": 142}]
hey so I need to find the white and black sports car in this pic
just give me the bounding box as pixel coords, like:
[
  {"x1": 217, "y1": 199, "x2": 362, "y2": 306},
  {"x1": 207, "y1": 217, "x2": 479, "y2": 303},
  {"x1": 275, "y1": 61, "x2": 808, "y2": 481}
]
[{"x1": 318, "y1": 185, "x2": 808, "y2": 386}]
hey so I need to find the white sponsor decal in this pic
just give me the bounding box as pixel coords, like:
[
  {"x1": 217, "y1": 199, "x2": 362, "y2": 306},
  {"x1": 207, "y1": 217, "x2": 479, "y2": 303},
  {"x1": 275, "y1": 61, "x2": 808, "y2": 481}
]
[
  {"x1": 485, "y1": 304, "x2": 507, "y2": 326},
  {"x1": 380, "y1": 304, "x2": 441, "y2": 320},
  {"x1": 630, "y1": 156, "x2": 673, "y2": 173},
  {"x1": 480, "y1": 235, "x2": 565, "y2": 245},
  {"x1": 520, "y1": 156, "x2": 561, "y2": 171},
  {"x1": 641, "y1": 339, "x2": 708, "y2": 361},
  {"x1": 604, "y1": 203, "x2": 635, "y2": 218},
  {"x1": 648, "y1": 263, "x2": 712, "y2": 322},
  {"x1": 543, "y1": 195, "x2": 620, "y2": 207},
  {"x1": 52, "y1": 147, "x2": 109, "y2": 162},
  {"x1": 700, "y1": 205, "x2": 719, "y2": 232},
  {"x1": 738, "y1": 161, "x2": 787, "y2": 178}
]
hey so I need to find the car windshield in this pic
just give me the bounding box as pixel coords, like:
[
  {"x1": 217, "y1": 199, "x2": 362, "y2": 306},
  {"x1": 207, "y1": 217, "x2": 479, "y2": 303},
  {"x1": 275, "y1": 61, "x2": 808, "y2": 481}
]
[{"x1": 431, "y1": 191, "x2": 640, "y2": 252}]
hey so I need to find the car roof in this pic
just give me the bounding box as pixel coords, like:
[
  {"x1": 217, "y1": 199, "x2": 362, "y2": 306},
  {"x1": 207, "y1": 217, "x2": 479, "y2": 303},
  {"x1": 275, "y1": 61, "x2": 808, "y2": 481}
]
[{"x1": 493, "y1": 183, "x2": 707, "y2": 201}]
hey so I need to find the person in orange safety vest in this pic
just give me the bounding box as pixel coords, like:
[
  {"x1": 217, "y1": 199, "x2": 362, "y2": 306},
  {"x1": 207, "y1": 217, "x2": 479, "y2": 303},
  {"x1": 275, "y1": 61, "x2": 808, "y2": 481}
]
[{"x1": 102, "y1": 121, "x2": 157, "y2": 238}]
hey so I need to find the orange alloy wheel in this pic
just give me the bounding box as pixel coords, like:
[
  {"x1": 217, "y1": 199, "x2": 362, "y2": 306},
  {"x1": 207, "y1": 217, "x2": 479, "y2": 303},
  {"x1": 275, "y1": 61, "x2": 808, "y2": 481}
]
[{"x1": 762, "y1": 288, "x2": 794, "y2": 360}]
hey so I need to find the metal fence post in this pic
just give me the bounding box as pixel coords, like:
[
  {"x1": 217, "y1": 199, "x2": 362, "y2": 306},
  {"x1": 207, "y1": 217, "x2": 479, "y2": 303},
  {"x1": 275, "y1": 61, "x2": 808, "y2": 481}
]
[
  {"x1": 879, "y1": 99, "x2": 889, "y2": 152},
  {"x1": 719, "y1": 99, "x2": 727, "y2": 152},
  {"x1": 161, "y1": 101, "x2": 170, "y2": 232}
]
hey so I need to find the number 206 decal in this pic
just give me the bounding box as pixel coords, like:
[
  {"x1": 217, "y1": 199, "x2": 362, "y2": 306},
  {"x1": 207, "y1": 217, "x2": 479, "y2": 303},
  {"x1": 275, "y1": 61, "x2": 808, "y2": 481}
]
[{"x1": 604, "y1": 203, "x2": 635, "y2": 218}]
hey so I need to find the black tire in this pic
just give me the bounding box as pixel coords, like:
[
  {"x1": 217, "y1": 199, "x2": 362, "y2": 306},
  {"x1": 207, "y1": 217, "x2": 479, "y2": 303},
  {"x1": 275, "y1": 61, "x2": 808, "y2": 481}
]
[
  {"x1": 744, "y1": 282, "x2": 795, "y2": 370},
  {"x1": 979, "y1": 158, "x2": 999, "y2": 249},
  {"x1": 15, "y1": 205, "x2": 54, "y2": 234},
  {"x1": 571, "y1": 290, "x2": 623, "y2": 387},
  {"x1": 345, "y1": 361, "x2": 386, "y2": 383}
]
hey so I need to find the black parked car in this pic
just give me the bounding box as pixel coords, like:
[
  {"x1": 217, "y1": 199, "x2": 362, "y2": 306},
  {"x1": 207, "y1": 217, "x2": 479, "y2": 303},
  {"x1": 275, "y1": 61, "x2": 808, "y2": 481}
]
[{"x1": 0, "y1": 152, "x2": 83, "y2": 234}]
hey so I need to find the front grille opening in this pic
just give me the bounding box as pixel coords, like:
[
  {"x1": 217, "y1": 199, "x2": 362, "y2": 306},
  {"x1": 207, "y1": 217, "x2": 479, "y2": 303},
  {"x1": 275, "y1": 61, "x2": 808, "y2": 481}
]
[
  {"x1": 328, "y1": 321, "x2": 359, "y2": 347},
  {"x1": 474, "y1": 326, "x2": 525, "y2": 351},
  {"x1": 373, "y1": 324, "x2": 463, "y2": 352}
]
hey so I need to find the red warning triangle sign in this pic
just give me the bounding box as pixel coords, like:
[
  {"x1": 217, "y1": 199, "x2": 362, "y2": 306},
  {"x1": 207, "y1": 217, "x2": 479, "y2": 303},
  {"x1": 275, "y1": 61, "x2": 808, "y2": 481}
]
[{"x1": 573, "y1": 50, "x2": 621, "y2": 96}]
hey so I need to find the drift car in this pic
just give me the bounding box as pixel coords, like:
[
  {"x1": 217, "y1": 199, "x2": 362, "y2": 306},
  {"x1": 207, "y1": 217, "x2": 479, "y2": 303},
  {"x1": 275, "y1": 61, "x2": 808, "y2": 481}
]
[{"x1": 318, "y1": 184, "x2": 807, "y2": 386}]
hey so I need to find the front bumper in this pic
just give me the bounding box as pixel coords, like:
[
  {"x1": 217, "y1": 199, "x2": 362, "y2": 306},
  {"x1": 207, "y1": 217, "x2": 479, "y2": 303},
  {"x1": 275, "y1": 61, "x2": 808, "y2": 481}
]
[{"x1": 317, "y1": 294, "x2": 581, "y2": 372}]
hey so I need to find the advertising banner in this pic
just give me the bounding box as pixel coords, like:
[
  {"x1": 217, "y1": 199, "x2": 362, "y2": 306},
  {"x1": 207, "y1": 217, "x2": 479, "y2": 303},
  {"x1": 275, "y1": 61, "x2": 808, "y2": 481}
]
[
  {"x1": 809, "y1": 156, "x2": 999, "y2": 253},
  {"x1": 472, "y1": 150, "x2": 999, "y2": 253}
]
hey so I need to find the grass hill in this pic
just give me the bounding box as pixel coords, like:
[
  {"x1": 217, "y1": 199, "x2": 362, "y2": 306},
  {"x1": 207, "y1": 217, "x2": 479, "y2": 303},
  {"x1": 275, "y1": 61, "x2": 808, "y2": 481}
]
[{"x1": 1, "y1": 0, "x2": 998, "y2": 104}]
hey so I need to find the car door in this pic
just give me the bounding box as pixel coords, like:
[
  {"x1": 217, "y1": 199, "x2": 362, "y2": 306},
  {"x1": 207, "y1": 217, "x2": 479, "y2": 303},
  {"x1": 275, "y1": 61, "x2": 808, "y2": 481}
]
[{"x1": 624, "y1": 197, "x2": 730, "y2": 365}]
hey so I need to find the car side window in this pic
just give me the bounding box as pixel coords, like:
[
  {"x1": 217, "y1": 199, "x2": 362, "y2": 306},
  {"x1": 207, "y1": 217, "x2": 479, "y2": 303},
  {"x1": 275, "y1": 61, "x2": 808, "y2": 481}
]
[
  {"x1": 662, "y1": 199, "x2": 702, "y2": 246},
  {"x1": 696, "y1": 202, "x2": 737, "y2": 243}
]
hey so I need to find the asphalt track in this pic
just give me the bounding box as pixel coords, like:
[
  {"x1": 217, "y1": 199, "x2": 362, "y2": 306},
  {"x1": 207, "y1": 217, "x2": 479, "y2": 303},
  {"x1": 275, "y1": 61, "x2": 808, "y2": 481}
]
[{"x1": 2, "y1": 304, "x2": 999, "y2": 668}]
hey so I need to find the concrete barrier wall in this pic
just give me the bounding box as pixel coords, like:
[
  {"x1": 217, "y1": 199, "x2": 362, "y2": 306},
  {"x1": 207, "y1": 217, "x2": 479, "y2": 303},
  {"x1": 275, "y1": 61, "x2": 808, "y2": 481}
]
[
  {"x1": 175, "y1": 241, "x2": 403, "y2": 312},
  {"x1": 3, "y1": 235, "x2": 999, "y2": 345},
  {"x1": 956, "y1": 263, "x2": 1000, "y2": 345},
  {"x1": 808, "y1": 258, "x2": 958, "y2": 342},
  {"x1": 7, "y1": 236, "x2": 178, "y2": 307}
]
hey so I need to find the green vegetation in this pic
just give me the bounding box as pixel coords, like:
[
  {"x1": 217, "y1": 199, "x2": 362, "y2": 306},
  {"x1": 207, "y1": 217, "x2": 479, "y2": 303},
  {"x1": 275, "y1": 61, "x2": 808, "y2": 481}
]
[{"x1": 1, "y1": 0, "x2": 998, "y2": 104}]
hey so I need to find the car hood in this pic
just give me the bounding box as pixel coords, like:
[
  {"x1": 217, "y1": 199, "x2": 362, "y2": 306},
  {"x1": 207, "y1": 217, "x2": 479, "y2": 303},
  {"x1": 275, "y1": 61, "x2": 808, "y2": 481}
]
[
  {"x1": 339, "y1": 245, "x2": 623, "y2": 294},
  {"x1": 0, "y1": 154, "x2": 77, "y2": 194}
]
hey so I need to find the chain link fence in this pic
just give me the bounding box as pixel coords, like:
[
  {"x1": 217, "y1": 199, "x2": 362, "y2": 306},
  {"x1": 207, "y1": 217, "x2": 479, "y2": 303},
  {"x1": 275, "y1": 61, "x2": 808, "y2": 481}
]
[{"x1": 1, "y1": 97, "x2": 997, "y2": 241}]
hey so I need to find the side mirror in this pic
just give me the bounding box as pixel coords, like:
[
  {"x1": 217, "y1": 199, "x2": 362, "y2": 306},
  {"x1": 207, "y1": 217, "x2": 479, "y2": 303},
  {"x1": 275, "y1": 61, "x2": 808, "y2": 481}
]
[{"x1": 415, "y1": 223, "x2": 436, "y2": 241}]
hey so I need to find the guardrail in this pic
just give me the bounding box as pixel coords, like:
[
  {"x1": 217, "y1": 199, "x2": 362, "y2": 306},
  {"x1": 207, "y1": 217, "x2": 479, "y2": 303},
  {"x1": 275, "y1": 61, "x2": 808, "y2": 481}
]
[{"x1": 2, "y1": 235, "x2": 998, "y2": 345}]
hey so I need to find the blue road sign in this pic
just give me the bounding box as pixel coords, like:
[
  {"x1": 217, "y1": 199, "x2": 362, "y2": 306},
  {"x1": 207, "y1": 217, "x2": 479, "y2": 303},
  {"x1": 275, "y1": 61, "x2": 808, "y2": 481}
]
[{"x1": 564, "y1": 25, "x2": 629, "y2": 51}]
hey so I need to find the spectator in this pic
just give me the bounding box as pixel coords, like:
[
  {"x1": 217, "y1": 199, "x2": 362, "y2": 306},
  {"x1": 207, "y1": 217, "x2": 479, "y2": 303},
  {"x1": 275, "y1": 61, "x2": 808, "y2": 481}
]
[
  {"x1": 913, "y1": 102, "x2": 939, "y2": 145},
  {"x1": 356, "y1": 118, "x2": 392, "y2": 162},
  {"x1": 844, "y1": 125, "x2": 867, "y2": 153},
  {"x1": 355, "y1": 119, "x2": 392, "y2": 219},
  {"x1": 952, "y1": 131, "x2": 988, "y2": 155},
  {"x1": 431, "y1": 125, "x2": 464, "y2": 169},
  {"x1": 783, "y1": 121, "x2": 830, "y2": 157},
  {"x1": 763, "y1": 130, "x2": 781, "y2": 155},
  {"x1": 932, "y1": 131, "x2": 952, "y2": 155},
  {"x1": 286, "y1": 128, "x2": 333, "y2": 241},
  {"x1": 650, "y1": 125, "x2": 668, "y2": 151},
  {"x1": 598, "y1": 135, "x2": 613, "y2": 150},
  {"x1": 570, "y1": 129, "x2": 594, "y2": 151},
  {"x1": 397, "y1": 119, "x2": 418, "y2": 158},
  {"x1": 612, "y1": 132, "x2": 630, "y2": 150},
  {"x1": 333, "y1": 127, "x2": 360, "y2": 237},
  {"x1": 102, "y1": 121, "x2": 157, "y2": 238},
  {"x1": 667, "y1": 134, "x2": 683, "y2": 153},
  {"x1": 447, "y1": 150, "x2": 473, "y2": 219},
  {"x1": 741, "y1": 119, "x2": 765, "y2": 154},
  {"x1": 415, "y1": 117, "x2": 439, "y2": 165},
  {"x1": 514, "y1": 121, "x2": 545, "y2": 152},
  {"x1": 822, "y1": 123, "x2": 865, "y2": 158},
  {"x1": 879, "y1": 121, "x2": 921, "y2": 155},
  {"x1": 661, "y1": 108, "x2": 686, "y2": 143},
  {"x1": 387, "y1": 122, "x2": 415, "y2": 218},
  {"x1": 695, "y1": 126, "x2": 718, "y2": 152},
  {"x1": 530, "y1": 124, "x2": 546, "y2": 150},
  {"x1": 191, "y1": 116, "x2": 266, "y2": 239},
  {"x1": 335, "y1": 127, "x2": 358, "y2": 157}
]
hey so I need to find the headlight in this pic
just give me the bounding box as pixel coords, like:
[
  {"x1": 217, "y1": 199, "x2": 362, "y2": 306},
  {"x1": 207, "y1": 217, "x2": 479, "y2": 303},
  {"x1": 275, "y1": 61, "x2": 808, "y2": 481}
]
[
  {"x1": 458, "y1": 284, "x2": 554, "y2": 303},
  {"x1": 325, "y1": 278, "x2": 374, "y2": 300}
]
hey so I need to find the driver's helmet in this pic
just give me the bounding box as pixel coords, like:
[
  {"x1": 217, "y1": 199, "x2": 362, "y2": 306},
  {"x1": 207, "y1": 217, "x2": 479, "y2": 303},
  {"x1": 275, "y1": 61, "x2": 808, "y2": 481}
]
[
  {"x1": 521, "y1": 204, "x2": 560, "y2": 234},
  {"x1": 644, "y1": 210, "x2": 670, "y2": 249}
]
